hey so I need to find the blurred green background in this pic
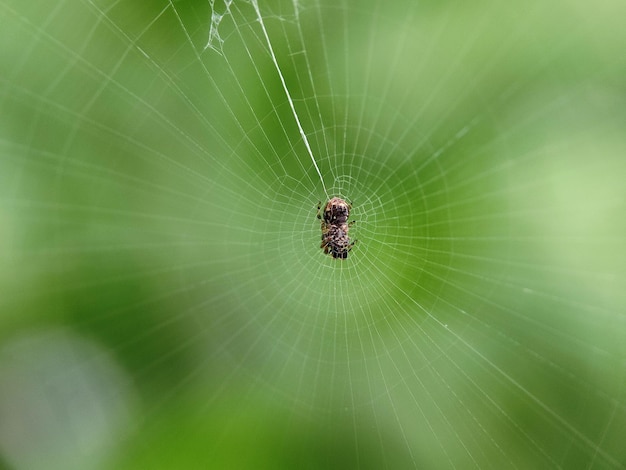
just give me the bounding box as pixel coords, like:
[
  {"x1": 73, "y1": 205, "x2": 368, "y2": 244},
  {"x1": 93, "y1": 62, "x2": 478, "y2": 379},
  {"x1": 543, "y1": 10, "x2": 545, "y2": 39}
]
[{"x1": 1, "y1": 0, "x2": 625, "y2": 468}]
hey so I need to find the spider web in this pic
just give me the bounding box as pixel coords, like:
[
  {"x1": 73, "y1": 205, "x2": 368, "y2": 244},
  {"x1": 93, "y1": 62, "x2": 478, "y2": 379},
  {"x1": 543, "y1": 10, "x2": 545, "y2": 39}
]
[{"x1": 1, "y1": 0, "x2": 626, "y2": 468}]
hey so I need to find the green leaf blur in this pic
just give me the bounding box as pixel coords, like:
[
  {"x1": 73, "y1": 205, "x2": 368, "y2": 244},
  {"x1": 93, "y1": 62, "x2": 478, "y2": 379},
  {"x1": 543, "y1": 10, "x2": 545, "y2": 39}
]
[{"x1": 1, "y1": 0, "x2": 625, "y2": 469}]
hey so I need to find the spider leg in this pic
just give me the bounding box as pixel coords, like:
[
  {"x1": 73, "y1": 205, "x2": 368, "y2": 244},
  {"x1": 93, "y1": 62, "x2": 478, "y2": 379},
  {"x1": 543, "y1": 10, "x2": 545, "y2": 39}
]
[{"x1": 316, "y1": 201, "x2": 322, "y2": 219}]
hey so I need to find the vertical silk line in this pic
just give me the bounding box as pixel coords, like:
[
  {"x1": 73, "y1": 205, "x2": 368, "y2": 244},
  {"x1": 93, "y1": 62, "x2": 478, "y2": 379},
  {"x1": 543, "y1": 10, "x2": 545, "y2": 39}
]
[{"x1": 251, "y1": 1, "x2": 330, "y2": 199}]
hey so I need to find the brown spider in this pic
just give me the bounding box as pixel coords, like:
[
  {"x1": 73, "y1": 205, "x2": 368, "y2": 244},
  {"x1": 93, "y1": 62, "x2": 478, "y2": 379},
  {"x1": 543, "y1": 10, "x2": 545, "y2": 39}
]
[{"x1": 317, "y1": 197, "x2": 356, "y2": 259}]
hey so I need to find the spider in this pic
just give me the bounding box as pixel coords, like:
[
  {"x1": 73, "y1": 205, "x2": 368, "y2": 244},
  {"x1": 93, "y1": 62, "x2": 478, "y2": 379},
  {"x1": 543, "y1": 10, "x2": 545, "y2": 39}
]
[{"x1": 317, "y1": 197, "x2": 356, "y2": 259}]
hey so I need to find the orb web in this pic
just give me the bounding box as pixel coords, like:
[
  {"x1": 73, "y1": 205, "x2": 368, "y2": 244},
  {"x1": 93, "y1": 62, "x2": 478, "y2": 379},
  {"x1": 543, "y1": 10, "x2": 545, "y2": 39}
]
[{"x1": 1, "y1": 0, "x2": 626, "y2": 468}]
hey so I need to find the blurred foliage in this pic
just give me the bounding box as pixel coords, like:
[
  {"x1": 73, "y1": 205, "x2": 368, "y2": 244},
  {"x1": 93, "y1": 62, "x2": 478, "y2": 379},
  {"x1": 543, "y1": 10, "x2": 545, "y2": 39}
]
[{"x1": 1, "y1": 0, "x2": 625, "y2": 468}]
